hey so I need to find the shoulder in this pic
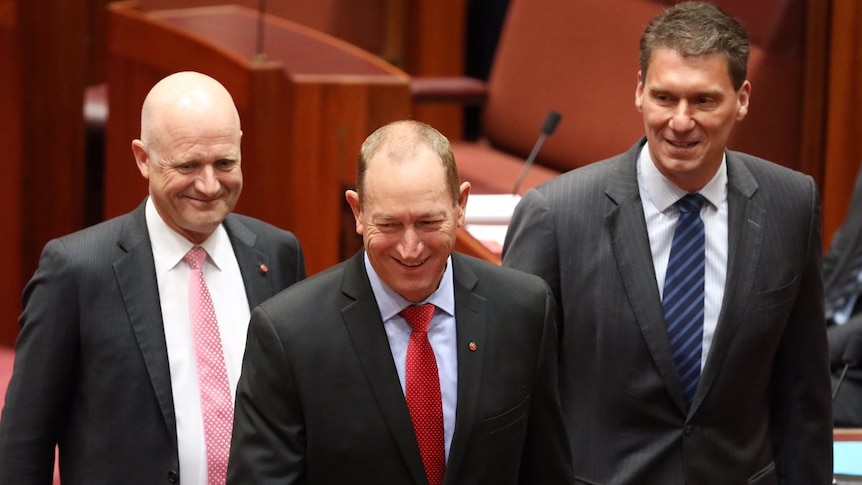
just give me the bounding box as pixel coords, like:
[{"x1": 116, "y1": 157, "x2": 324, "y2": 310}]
[
  {"x1": 729, "y1": 150, "x2": 813, "y2": 185},
  {"x1": 539, "y1": 152, "x2": 626, "y2": 192},
  {"x1": 226, "y1": 213, "x2": 300, "y2": 243},
  {"x1": 727, "y1": 150, "x2": 818, "y2": 203},
  {"x1": 46, "y1": 210, "x2": 139, "y2": 260},
  {"x1": 259, "y1": 258, "x2": 348, "y2": 310},
  {"x1": 454, "y1": 253, "x2": 550, "y2": 297}
]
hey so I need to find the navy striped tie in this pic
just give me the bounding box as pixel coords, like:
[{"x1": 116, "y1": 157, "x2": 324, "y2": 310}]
[{"x1": 663, "y1": 194, "x2": 706, "y2": 407}]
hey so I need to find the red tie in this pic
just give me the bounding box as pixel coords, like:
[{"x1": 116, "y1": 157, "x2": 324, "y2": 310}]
[
  {"x1": 185, "y1": 247, "x2": 233, "y2": 485},
  {"x1": 401, "y1": 304, "x2": 445, "y2": 485}
]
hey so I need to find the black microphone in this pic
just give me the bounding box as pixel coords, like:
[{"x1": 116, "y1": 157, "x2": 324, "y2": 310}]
[
  {"x1": 832, "y1": 334, "x2": 862, "y2": 401},
  {"x1": 512, "y1": 110, "x2": 562, "y2": 195}
]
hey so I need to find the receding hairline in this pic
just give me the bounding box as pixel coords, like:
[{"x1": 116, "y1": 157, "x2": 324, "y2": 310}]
[{"x1": 356, "y1": 120, "x2": 460, "y2": 205}]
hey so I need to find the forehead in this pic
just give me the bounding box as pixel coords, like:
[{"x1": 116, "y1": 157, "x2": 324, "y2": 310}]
[
  {"x1": 363, "y1": 145, "x2": 450, "y2": 209},
  {"x1": 645, "y1": 49, "x2": 733, "y2": 86}
]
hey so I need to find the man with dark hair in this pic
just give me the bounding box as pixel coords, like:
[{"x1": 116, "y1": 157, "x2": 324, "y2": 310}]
[{"x1": 503, "y1": 2, "x2": 832, "y2": 483}]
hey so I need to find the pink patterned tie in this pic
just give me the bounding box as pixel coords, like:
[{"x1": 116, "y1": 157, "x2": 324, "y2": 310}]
[
  {"x1": 400, "y1": 304, "x2": 445, "y2": 485},
  {"x1": 185, "y1": 247, "x2": 233, "y2": 485}
]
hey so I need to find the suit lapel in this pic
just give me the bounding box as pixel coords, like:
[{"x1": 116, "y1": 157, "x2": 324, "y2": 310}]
[
  {"x1": 113, "y1": 203, "x2": 177, "y2": 443},
  {"x1": 444, "y1": 255, "x2": 486, "y2": 482},
  {"x1": 339, "y1": 253, "x2": 427, "y2": 485},
  {"x1": 692, "y1": 155, "x2": 762, "y2": 412},
  {"x1": 223, "y1": 215, "x2": 273, "y2": 308},
  {"x1": 607, "y1": 147, "x2": 689, "y2": 411}
]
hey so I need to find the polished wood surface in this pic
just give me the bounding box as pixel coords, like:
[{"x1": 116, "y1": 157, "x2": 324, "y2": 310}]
[
  {"x1": 104, "y1": 3, "x2": 410, "y2": 275},
  {"x1": 0, "y1": 0, "x2": 24, "y2": 346},
  {"x1": 404, "y1": 0, "x2": 466, "y2": 140},
  {"x1": 0, "y1": 0, "x2": 88, "y2": 345},
  {"x1": 455, "y1": 228, "x2": 501, "y2": 265},
  {"x1": 835, "y1": 428, "x2": 862, "y2": 441}
]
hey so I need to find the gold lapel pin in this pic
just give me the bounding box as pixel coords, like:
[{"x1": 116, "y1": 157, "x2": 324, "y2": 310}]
[{"x1": 469, "y1": 342, "x2": 477, "y2": 352}]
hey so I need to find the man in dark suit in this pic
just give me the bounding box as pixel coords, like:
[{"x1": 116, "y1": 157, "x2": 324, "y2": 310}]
[
  {"x1": 826, "y1": 164, "x2": 862, "y2": 427},
  {"x1": 503, "y1": 2, "x2": 832, "y2": 484},
  {"x1": 0, "y1": 71, "x2": 305, "y2": 485},
  {"x1": 226, "y1": 120, "x2": 573, "y2": 485}
]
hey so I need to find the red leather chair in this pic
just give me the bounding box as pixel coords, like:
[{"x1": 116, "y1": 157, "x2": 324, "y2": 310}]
[{"x1": 412, "y1": 0, "x2": 810, "y2": 195}]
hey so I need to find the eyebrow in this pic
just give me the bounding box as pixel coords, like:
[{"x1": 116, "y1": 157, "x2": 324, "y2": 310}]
[
  {"x1": 649, "y1": 87, "x2": 724, "y2": 98},
  {"x1": 371, "y1": 209, "x2": 447, "y2": 221}
]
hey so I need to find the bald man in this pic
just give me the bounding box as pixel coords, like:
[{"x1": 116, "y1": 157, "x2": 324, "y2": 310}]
[{"x1": 0, "y1": 71, "x2": 306, "y2": 485}]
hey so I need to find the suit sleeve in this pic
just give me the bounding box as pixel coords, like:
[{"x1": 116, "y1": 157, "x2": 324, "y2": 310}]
[
  {"x1": 502, "y1": 189, "x2": 564, "y2": 323},
  {"x1": 518, "y1": 285, "x2": 574, "y2": 484},
  {"x1": 227, "y1": 305, "x2": 306, "y2": 485},
  {"x1": 769, "y1": 177, "x2": 833, "y2": 485},
  {"x1": 0, "y1": 239, "x2": 81, "y2": 485}
]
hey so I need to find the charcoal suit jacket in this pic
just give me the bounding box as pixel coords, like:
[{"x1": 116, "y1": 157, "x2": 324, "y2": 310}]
[
  {"x1": 503, "y1": 138, "x2": 832, "y2": 485},
  {"x1": 0, "y1": 200, "x2": 305, "y2": 485}
]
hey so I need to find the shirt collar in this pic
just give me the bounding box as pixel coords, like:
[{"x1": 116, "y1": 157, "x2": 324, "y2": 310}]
[
  {"x1": 145, "y1": 197, "x2": 232, "y2": 271},
  {"x1": 364, "y1": 252, "x2": 456, "y2": 322},
  {"x1": 638, "y1": 142, "x2": 726, "y2": 213}
]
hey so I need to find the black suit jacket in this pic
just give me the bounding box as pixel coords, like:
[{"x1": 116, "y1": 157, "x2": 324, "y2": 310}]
[
  {"x1": 227, "y1": 251, "x2": 573, "y2": 485},
  {"x1": 503, "y1": 139, "x2": 833, "y2": 485},
  {"x1": 0, "y1": 201, "x2": 305, "y2": 485},
  {"x1": 825, "y1": 164, "x2": 862, "y2": 381}
]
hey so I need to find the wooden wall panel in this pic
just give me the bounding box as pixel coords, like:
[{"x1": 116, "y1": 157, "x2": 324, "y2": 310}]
[
  {"x1": 822, "y1": 0, "x2": 862, "y2": 246},
  {"x1": 0, "y1": 0, "x2": 23, "y2": 346},
  {"x1": 103, "y1": 5, "x2": 410, "y2": 275},
  {"x1": 0, "y1": 0, "x2": 88, "y2": 345}
]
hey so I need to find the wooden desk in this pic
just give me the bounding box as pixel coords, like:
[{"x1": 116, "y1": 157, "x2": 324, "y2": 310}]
[
  {"x1": 104, "y1": 3, "x2": 410, "y2": 274},
  {"x1": 835, "y1": 428, "x2": 862, "y2": 441},
  {"x1": 456, "y1": 227, "x2": 501, "y2": 265}
]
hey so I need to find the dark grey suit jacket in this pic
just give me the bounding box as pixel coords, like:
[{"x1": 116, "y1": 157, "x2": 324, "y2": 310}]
[
  {"x1": 227, "y1": 251, "x2": 573, "y2": 485},
  {"x1": 0, "y1": 201, "x2": 305, "y2": 485},
  {"x1": 825, "y1": 164, "x2": 862, "y2": 379},
  {"x1": 503, "y1": 139, "x2": 832, "y2": 485}
]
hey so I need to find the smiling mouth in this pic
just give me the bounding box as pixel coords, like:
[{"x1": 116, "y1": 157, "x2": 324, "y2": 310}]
[
  {"x1": 397, "y1": 258, "x2": 427, "y2": 268},
  {"x1": 667, "y1": 139, "x2": 699, "y2": 149}
]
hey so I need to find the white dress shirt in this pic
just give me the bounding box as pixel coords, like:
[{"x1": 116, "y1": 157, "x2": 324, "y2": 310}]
[
  {"x1": 637, "y1": 143, "x2": 729, "y2": 370},
  {"x1": 365, "y1": 253, "x2": 458, "y2": 461},
  {"x1": 146, "y1": 198, "x2": 250, "y2": 485}
]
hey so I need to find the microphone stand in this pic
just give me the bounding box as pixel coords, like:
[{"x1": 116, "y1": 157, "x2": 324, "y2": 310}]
[
  {"x1": 254, "y1": 0, "x2": 268, "y2": 63},
  {"x1": 512, "y1": 110, "x2": 562, "y2": 195}
]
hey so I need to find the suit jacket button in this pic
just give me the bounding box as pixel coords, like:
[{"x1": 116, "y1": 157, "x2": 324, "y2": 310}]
[
  {"x1": 168, "y1": 470, "x2": 179, "y2": 483},
  {"x1": 684, "y1": 424, "x2": 697, "y2": 435}
]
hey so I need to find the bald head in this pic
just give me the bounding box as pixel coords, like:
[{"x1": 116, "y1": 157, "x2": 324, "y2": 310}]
[{"x1": 140, "y1": 71, "x2": 241, "y2": 151}]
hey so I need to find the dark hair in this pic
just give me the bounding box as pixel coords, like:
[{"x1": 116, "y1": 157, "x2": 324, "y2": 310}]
[{"x1": 640, "y1": 1, "x2": 750, "y2": 90}]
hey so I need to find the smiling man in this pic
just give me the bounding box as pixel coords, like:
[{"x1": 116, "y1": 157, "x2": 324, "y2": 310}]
[
  {"x1": 227, "y1": 120, "x2": 573, "y2": 485},
  {"x1": 0, "y1": 71, "x2": 306, "y2": 485},
  {"x1": 502, "y1": 2, "x2": 832, "y2": 484}
]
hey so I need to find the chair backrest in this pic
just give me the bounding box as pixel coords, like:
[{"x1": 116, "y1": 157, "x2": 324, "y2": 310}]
[{"x1": 481, "y1": 0, "x2": 807, "y2": 173}]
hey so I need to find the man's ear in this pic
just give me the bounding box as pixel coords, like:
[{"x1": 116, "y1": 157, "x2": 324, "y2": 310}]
[
  {"x1": 131, "y1": 140, "x2": 150, "y2": 179},
  {"x1": 345, "y1": 190, "x2": 364, "y2": 235}
]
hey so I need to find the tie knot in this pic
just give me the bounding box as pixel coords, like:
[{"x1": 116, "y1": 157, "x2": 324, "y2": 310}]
[
  {"x1": 676, "y1": 193, "x2": 705, "y2": 214},
  {"x1": 184, "y1": 246, "x2": 208, "y2": 270},
  {"x1": 401, "y1": 304, "x2": 436, "y2": 333}
]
